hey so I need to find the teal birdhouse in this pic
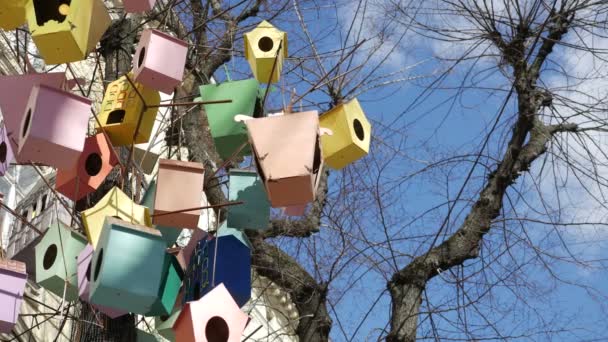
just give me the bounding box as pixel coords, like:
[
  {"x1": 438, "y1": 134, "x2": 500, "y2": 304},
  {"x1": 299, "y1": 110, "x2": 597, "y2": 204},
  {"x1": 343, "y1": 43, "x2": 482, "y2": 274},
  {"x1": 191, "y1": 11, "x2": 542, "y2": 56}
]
[
  {"x1": 35, "y1": 222, "x2": 87, "y2": 301},
  {"x1": 155, "y1": 308, "x2": 181, "y2": 341},
  {"x1": 227, "y1": 169, "x2": 270, "y2": 231},
  {"x1": 89, "y1": 217, "x2": 167, "y2": 315},
  {"x1": 145, "y1": 253, "x2": 183, "y2": 317},
  {"x1": 140, "y1": 180, "x2": 182, "y2": 246},
  {"x1": 196, "y1": 79, "x2": 262, "y2": 159}
]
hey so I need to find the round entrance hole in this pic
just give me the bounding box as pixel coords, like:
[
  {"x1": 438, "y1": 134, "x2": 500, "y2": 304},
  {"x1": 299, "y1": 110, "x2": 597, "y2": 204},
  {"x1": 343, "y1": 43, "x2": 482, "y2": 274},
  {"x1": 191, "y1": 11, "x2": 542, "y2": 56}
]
[
  {"x1": 22, "y1": 109, "x2": 32, "y2": 138},
  {"x1": 138, "y1": 47, "x2": 146, "y2": 68},
  {"x1": 94, "y1": 249, "x2": 103, "y2": 281},
  {"x1": 353, "y1": 118, "x2": 365, "y2": 141},
  {"x1": 43, "y1": 244, "x2": 58, "y2": 270},
  {"x1": 85, "y1": 153, "x2": 102, "y2": 176},
  {"x1": 0, "y1": 142, "x2": 7, "y2": 163},
  {"x1": 205, "y1": 316, "x2": 229, "y2": 342},
  {"x1": 258, "y1": 36, "x2": 274, "y2": 52}
]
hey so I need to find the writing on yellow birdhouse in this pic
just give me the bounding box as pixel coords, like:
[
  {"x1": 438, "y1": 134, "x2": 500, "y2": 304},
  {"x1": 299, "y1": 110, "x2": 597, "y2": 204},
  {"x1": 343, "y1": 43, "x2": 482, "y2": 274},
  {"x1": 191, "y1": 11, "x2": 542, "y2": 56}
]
[
  {"x1": 244, "y1": 20, "x2": 288, "y2": 84},
  {"x1": 96, "y1": 73, "x2": 160, "y2": 146},
  {"x1": 319, "y1": 98, "x2": 371, "y2": 170},
  {"x1": 81, "y1": 186, "x2": 153, "y2": 248},
  {"x1": 26, "y1": 0, "x2": 111, "y2": 64},
  {"x1": 0, "y1": 0, "x2": 27, "y2": 30}
]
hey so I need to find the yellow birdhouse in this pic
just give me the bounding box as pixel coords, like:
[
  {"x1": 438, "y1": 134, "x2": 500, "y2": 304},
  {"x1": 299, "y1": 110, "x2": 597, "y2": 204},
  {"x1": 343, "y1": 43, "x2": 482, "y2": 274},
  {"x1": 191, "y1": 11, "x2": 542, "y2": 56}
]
[
  {"x1": 26, "y1": 0, "x2": 111, "y2": 64},
  {"x1": 96, "y1": 73, "x2": 160, "y2": 146},
  {"x1": 319, "y1": 98, "x2": 372, "y2": 170},
  {"x1": 244, "y1": 20, "x2": 288, "y2": 84},
  {"x1": 0, "y1": 0, "x2": 28, "y2": 31},
  {"x1": 81, "y1": 186, "x2": 153, "y2": 249}
]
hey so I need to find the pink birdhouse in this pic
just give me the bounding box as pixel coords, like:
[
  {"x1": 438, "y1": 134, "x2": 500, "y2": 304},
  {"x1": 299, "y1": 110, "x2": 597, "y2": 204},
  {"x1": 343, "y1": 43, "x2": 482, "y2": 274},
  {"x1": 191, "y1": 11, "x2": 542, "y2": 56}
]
[
  {"x1": 241, "y1": 111, "x2": 324, "y2": 208},
  {"x1": 0, "y1": 124, "x2": 14, "y2": 176},
  {"x1": 123, "y1": 0, "x2": 157, "y2": 13},
  {"x1": 56, "y1": 133, "x2": 119, "y2": 201},
  {"x1": 18, "y1": 84, "x2": 91, "y2": 170},
  {"x1": 0, "y1": 73, "x2": 67, "y2": 158},
  {"x1": 0, "y1": 259, "x2": 27, "y2": 334},
  {"x1": 76, "y1": 245, "x2": 126, "y2": 319},
  {"x1": 133, "y1": 29, "x2": 188, "y2": 94},
  {"x1": 173, "y1": 283, "x2": 248, "y2": 342}
]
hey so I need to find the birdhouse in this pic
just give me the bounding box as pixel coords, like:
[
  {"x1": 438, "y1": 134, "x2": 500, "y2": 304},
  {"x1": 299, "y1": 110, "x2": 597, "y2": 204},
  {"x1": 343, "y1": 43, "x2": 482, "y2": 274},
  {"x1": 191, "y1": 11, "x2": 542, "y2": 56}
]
[
  {"x1": 56, "y1": 133, "x2": 119, "y2": 201},
  {"x1": 0, "y1": 73, "x2": 66, "y2": 156},
  {"x1": 18, "y1": 84, "x2": 91, "y2": 169},
  {"x1": 26, "y1": 0, "x2": 111, "y2": 64},
  {"x1": 0, "y1": 125, "x2": 15, "y2": 176},
  {"x1": 244, "y1": 21, "x2": 288, "y2": 84},
  {"x1": 145, "y1": 252, "x2": 184, "y2": 317},
  {"x1": 196, "y1": 79, "x2": 261, "y2": 159},
  {"x1": 319, "y1": 98, "x2": 371, "y2": 169},
  {"x1": 123, "y1": 0, "x2": 156, "y2": 13},
  {"x1": 227, "y1": 169, "x2": 269, "y2": 230},
  {"x1": 76, "y1": 244, "x2": 126, "y2": 318},
  {"x1": 154, "y1": 159, "x2": 205, "y2": 229},
  {"x1": 137, "y1": 329, "x2": 158, "y2": 342},
  {"x1": 173, "y1": 283, "x2": 248, "y2": 342},
  {"x1": 0, "y1": 0, "x2": 27, "y2": 30},
  {"x1": 89, "y1": 217, "x2": 168, "y2": 314},
  {"x1": 96, "y1": 74, "x2": 160, "y2": 146},
  {"x1": 141, "y1": 180, "x2": 182, "y2": 246},
  {"x1": 133, "y1": 29, "x2": 188, "y2": 94},
  {"x1": 155, "y1": 308, "x2": 181, "y2": 341},
  {"x1": 133, "y1": 146, "x2": 159, "y2": 175},
  {"x1": 184, "y1": 234, "x2": 251, "y2": 307},
  {"x1": 81, "y1": 186, "x2": 152, "y2": 248},
  {"x1": 0, "y1": 260, "x2": 27, "y2": 334},
  {"x1": 241, "y1": 111, "x2": 324, "y2": 208},
  {"x1": 216, "y1": 222, "x2": 252, "y2": 249},
  {"x1": 35, "y1": 222, "x2": 87, "y2": 301}
]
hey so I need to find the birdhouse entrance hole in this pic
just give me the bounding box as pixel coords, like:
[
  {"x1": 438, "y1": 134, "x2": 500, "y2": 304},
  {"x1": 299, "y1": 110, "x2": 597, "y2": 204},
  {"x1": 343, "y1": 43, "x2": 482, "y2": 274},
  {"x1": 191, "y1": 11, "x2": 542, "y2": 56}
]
[
  {"x1": 353, "y1": 118, "x2": 365, "y2": 141},
  {"x1": 0, "y1": 142, "x2": 7, "y2": 163},
  {"x1": 43, "y1": 244, "x2": 58, "y2": 270},
  {"x1": 106, "y1": 110, "x2": 126, "y2": 125},
  {"x1": 22, "y1": 109, "x2": 32, "y2": 139},
  {"x1": 205, "y1": 316, "x2": 230, "y2": 342},
  {"x1": 85, "y1": 153, "x2": 103, "y2": 176},
  {"x1": 258, "y1": 36, "x2": 274, "y2": 52},
  {"x1": 94, "y1": 249, "x2": 103, "y2": 281},
  {"x1": 33, "y1": 0, "x2": 71, "y2": 26},
  {"x1": 137, "y1": 47, "x2": 146, "y2": 68}
]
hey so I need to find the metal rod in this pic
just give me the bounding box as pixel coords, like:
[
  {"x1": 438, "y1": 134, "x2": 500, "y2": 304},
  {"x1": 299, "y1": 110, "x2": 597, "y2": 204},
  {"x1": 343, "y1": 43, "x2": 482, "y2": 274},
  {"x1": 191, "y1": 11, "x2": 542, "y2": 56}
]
[
  {"x1": 150, "y1": 201, "x2": 244, "y2": 218},
  {"x1": 148, "y1": 99, "x2": 233, "y2": 108}
]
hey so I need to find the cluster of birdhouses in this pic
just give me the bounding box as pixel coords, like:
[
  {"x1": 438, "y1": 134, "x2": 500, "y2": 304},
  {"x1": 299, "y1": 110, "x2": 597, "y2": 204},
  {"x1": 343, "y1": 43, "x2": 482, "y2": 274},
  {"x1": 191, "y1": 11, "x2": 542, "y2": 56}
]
[{"x1": 0, "y1": 10, "x2": 374, "y2": 341}]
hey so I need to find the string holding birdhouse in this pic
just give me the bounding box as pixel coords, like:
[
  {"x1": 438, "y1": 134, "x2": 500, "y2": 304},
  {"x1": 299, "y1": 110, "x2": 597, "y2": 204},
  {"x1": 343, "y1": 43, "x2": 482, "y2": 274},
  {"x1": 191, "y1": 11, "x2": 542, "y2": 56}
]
[
  {"x1": 18, "y1": 84, "x2": 92, "y2": 169},
  {"x1": 133, "y1": 29, "x2": 188, "y2": 94},
  {"x1": 0, "y1": 124, "x2": 15, "y2": 176},
  {"x1": 77, "y1": 244, "x2": 126, "y2": 318},
  {"x1": 56, "y1": 133, "x2": 119, "y2": 201},
  {"x1": 196, "y1": 78, "x2": 262, "y2": 159},
  {"x1": 244, "y1": 20, "x2": 288, "y2": 84},
  {"x1": 173, "y1": 283, "x2": 249, "y2": 342},
  {"x1": 88, "y1": 217, "x2": 169, "y2": 314},
  {"x1": 227, "y1": 169, "x2": 269, "y2": 230},
  {"x1": 81, "y1": 186, "x2": 152, "y2": 248},
  {"x1": 123, "y1": 0, "x2": 156, "y2": 13},
  {"x1": 319, "y1": 98, "x2": 372, "y2": 169},
  {"x1": 0, "y1": 0, "x2": 28, "y2": 30},
  {"x1": 34, "y1": 222, "x2": 87, "y2": 301},
  {"x1": 97, "y1": 73, "x2": 160, "y2": 146},
  {"x1": 184, "y1": 233, "x2": 251, "y2": 308},
  {"x1": 25, "y1": 0, "x2": 111, "y2": 64},
  {"x1": 141, "y1": 180, "x2": 182, "y2": 247},
  {"x1": 237, "y1": 110, "x2": 327, "y2": 208},
  {"x1": 154, "y1": 159, "x2": 205, "y2": 230},
  {"x1": 0, "y1": 259, "x2": 27, "y2": 334}
]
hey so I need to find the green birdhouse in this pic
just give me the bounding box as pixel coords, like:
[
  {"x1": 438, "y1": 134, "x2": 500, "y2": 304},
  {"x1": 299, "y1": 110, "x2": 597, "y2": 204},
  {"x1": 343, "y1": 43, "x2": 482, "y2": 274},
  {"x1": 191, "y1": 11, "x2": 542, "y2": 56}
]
[
  {"x1": 35, "y1": 222, "x2": 87, "y2": 301},
  {"x1": 196, "y1": 79, "x2": 262, "y2": 159},
  {"x1": 227, "y1": 169, "x2": 269, "y2": 231},
  {"x1": 155, "y1": 308, "x2": 181, "y2": 341},
  {"x1": 89, "y1": 217, "x2": 167, "y2": 315},
  {"x1": 141, "y1": 180, "x2": 182, "y2": 246},
  {"x1": 145, "y1": 253, "x2": 183, "y2": 317}
]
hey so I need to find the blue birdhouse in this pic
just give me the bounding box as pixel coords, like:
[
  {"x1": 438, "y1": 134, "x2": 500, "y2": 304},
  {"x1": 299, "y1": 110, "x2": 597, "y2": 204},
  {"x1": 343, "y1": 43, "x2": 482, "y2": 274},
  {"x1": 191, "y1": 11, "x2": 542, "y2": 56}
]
[
  {"x1": 227, "y1": 169, "x2": 270, "y2": 231},
  {"x1": 183, "y1": 233, "x2": 251, "y2": 307}
]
